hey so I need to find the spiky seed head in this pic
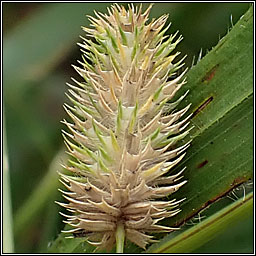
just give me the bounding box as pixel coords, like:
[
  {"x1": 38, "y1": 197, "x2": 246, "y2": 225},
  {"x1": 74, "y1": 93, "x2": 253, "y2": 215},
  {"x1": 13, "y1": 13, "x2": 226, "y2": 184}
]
[{"x1": 57, "y1": 3, "x2": 191, "y2": 251}]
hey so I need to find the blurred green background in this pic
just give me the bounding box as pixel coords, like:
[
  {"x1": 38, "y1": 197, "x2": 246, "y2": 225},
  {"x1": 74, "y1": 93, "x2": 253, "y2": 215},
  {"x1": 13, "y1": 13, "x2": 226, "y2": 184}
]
[{"x1": 3, "y1": 2, "x2": 252, "y2": 253}]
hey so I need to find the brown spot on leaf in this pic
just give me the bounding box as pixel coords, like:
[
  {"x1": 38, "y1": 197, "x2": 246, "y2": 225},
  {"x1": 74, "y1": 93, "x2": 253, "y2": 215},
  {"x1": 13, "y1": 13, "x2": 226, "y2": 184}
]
[
  {"x1": 202, "y1": 64, "x2": 219, "y2": 83},
  {"x1": 191, "y1": 96, "x2": 213, "y2": 118},
  {"x1": 197, "y1": 160, "x2": 208, "y2": 169},
  {"x1": 231, "y1": 176, "x2": 247, "y2": 187}
]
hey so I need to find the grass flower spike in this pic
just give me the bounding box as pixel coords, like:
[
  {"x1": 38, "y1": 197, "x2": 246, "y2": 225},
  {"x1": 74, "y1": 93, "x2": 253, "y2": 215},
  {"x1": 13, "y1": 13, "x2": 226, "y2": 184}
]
[{"x1": 57, "y1": 3, "x2": 192, "y2": 253}]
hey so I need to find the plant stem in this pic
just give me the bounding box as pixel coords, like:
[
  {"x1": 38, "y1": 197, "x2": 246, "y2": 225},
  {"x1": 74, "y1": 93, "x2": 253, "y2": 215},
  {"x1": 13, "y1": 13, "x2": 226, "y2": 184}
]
[
  {"x1": 3, "y1": 112, "x2": 14, "y2": 253},
  {"x1": 116, "y1": 222, "x2": 125, "y2": 253}
]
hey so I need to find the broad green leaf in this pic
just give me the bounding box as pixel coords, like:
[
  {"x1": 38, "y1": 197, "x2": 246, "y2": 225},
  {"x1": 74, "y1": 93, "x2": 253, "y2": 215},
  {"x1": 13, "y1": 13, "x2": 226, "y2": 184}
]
[
  {"x1": 145, "y1": 5, "x2": 253, "y2": 253},
  {"x1": 160, "y1": 4, "x2": 253, "y2": 227},
  {"x1": 146, "y1": 192, "x2": 253, "y2": 253},
  {"x1": 165, "y1": 93, "x2": 253, "y2": 225}
]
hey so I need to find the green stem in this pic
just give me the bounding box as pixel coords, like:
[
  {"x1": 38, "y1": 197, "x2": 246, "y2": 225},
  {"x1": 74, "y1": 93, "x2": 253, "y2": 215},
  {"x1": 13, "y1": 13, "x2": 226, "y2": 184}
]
[
  {"x1": 3, "y1": 112, "x2": 14, "y2": 253},
  {"x1": 116, "y1": 222, "x2": 125, "y2": 253}
]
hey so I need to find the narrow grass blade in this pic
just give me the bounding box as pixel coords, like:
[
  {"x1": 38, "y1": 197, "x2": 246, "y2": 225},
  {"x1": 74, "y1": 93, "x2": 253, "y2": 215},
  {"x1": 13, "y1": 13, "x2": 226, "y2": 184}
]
[{"x1": 13, "y1": 148, "x2": 66, "y2": 236}]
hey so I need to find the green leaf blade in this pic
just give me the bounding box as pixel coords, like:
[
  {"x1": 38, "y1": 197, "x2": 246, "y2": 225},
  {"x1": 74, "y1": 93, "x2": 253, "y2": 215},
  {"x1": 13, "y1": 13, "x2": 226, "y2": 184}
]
[{"x1": 146, "y1": 192, "x2": 253, "y2": 253}]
